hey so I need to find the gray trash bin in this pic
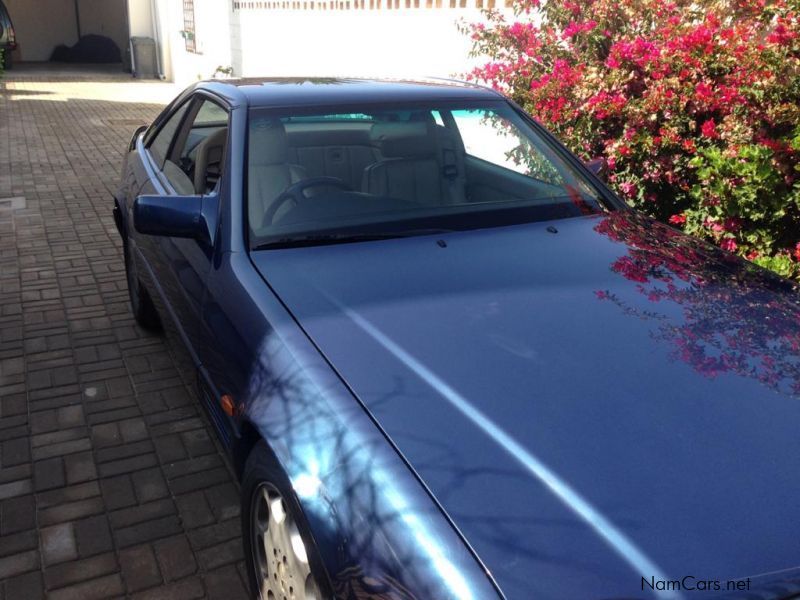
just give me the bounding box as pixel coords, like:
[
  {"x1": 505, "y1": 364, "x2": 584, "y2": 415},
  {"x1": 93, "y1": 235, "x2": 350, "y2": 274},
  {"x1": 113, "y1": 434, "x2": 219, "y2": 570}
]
[{"x1": 131, "y1": 37, "x2": 157, "y2": 79}]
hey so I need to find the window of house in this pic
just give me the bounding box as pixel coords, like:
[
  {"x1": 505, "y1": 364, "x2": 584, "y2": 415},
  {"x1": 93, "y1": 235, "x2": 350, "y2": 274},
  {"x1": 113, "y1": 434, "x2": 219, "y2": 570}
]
[{"x1": 182, "y1": 0, "x2": 197, "y2": 53}]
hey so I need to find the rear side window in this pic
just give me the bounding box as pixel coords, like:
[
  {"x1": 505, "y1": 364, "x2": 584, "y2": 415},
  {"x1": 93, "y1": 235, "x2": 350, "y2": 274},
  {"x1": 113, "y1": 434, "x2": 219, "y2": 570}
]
[{"x1": 148, "y1": 101, "x2": 192, "y2": 168}]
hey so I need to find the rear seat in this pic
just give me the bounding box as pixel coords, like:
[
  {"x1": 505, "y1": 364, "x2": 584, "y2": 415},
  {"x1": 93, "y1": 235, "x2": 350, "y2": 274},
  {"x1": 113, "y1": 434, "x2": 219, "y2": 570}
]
[
  {"x1": 285, "y1": 123, "x2": 379, "y2": 190},
  {"x1": 361, "y1": 121, "x2": 467, "y2": 206}
]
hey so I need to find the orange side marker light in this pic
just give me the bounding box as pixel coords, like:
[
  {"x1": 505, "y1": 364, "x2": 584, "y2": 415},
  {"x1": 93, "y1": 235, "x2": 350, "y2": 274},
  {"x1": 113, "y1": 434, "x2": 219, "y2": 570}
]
[{"x1": 220, "y1": 394, "x2": 236, "y2": 417}]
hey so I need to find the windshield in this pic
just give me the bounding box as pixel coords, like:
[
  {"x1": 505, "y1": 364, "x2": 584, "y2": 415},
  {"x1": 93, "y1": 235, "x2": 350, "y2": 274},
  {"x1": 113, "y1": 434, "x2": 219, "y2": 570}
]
[{"x1": 247, "y1": 100, "x2": 607, "y2": 249}]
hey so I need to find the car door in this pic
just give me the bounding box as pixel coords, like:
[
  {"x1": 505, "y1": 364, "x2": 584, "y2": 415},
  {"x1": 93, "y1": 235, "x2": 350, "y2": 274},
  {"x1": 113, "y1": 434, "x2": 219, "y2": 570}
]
[
  {"x1": 128, "y1": 96, "x2": 194, "y2": 339},
  {"x1": 135, "y1": 94, "x2": 231, "y2": 387}
]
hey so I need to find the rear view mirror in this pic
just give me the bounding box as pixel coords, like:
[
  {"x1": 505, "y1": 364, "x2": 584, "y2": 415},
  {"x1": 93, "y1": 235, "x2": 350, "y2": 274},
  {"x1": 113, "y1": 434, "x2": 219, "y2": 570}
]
[{"x1": 133, "y1": 194, "x2": 218, "y2": 243}]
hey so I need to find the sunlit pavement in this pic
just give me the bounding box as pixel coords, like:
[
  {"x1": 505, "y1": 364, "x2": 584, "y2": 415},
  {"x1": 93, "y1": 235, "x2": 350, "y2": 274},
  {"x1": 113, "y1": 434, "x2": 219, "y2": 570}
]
[{"x1": 0, "y1": 65, "x2": 248, "y2": 599}]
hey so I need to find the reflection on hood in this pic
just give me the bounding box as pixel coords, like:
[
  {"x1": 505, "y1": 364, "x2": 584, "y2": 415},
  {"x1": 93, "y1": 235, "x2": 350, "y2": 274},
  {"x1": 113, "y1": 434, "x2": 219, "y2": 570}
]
[{"x1": 594, "y1": 212, "x2": 800, "y2": 396}]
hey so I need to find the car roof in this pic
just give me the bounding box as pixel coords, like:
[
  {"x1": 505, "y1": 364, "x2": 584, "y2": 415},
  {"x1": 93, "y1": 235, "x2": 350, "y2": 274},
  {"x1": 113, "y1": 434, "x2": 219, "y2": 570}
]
[{"x1": 196, "y1": 77, "x2": 503, "y2": 108}]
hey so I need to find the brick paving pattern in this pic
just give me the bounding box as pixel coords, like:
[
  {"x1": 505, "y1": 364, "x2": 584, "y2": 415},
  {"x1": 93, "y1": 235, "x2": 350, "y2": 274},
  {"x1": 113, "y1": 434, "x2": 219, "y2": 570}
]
[{"x1": 0, "y1": 68, "x2": 249, "y2": 599}]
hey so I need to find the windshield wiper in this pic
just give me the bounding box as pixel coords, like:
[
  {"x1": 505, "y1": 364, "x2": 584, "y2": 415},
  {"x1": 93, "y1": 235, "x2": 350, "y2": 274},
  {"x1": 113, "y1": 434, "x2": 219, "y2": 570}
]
[{"x1": 253, "y1": 228, "x2": 455, "y2": 250}]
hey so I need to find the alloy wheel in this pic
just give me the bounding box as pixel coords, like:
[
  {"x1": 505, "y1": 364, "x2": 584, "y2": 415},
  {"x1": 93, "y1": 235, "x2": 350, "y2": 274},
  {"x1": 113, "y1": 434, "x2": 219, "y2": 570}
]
[{"x1": 250, "y1": 482, "x2": 322, "y2": 600}]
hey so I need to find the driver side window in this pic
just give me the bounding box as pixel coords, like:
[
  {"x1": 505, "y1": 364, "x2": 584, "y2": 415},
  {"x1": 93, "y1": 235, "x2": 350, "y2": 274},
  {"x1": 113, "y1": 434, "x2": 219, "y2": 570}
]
[
  {"x1": 148, "y1": 101, "x2": 191, "y2": 169},
  {"x1": 177, "y1": 101, "x2": 229, "y2": 195},
  {"x1": 151, "y1": 97, "x2": 229, "y2": 195}
]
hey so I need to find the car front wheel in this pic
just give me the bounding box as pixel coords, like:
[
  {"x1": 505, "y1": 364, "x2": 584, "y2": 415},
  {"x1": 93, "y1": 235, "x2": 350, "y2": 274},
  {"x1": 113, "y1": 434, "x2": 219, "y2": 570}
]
[{"x1": 242, "y1": 441, "x2": 328, "y2": 600}]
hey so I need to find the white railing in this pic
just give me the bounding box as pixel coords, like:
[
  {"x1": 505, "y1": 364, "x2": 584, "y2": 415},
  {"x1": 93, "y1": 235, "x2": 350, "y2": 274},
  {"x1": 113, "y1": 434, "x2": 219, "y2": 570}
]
[{"x1": 232, "y1": 0, "x2": 509, "y2": 10}]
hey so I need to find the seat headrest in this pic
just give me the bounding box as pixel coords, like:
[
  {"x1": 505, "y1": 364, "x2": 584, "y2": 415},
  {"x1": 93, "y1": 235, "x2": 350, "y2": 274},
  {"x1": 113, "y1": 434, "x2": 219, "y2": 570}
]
[
  {"x1": 194, "y1": 128, "x2": 228, "y2": 193},
  {"x1": 370, "y1": 122, "x2": 437, "y2": 158},
  {"x1": 249, "y1": 119, "x2": 289, "y2": 165},
  {"x1": 197, "y1": 128, "x2": 227, "y2": 157}
]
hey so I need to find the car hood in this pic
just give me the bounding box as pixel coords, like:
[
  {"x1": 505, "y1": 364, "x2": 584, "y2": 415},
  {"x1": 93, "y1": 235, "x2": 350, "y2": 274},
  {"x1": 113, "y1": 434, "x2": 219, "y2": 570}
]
[{"x1": 251, "y1": 212, "x2": 800, "y2": 599}]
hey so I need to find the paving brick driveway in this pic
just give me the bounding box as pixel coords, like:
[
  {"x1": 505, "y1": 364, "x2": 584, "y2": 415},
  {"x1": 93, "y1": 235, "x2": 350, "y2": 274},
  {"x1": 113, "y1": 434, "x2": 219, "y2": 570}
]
[{"x1": 0, "y1": 67, "x2": 249, "y2": 600}]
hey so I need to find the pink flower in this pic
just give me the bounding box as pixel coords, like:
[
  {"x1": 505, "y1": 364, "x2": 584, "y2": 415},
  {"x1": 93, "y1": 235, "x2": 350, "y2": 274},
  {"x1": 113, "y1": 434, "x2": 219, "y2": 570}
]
[
  {"x1": 795, "y1": 242, "x2": 800, "y2": 262},
  {"x1": 562, "y1": 20, "x2": 597, "y2": 39},
  {"x1": 768, "y1": 20, "x2": 798, "y2": 45},
  {"x1": 669, "y1": 213, "x2": 687, "y2": 225},
  {"x1": 700, "y1": 119, "x2": 718, "y2": 139},
  {"x1": 695, "y1": 82, "x2": 714, "y2": 103},
  {"x1": 720, "y1": 238, "x2": 738, "y2": 252},
  {"x1": 758, "y1": 137, "x2": 785, "y2": 153},
  {"x1": 722, "y1": 217, "x2": 741, "y2": 232},
  {"x1": 619, "y1": 181, "x2": 636, "y2": 197}
]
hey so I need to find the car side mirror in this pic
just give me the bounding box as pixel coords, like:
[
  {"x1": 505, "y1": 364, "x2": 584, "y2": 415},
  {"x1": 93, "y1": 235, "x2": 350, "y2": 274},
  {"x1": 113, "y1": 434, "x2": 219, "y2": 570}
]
[
  {"x1": 585, "y1": 157, "x2": 608, "y2": 179},
  {"x1": 133, "y1": 194, "x2": 218, "y2": 244}
]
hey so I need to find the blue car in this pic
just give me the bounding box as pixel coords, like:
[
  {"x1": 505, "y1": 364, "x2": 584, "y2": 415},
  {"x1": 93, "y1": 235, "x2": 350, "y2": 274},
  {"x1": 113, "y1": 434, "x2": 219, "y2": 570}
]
[{"x1": 114, "y1": 78, "x2": 800, "y2": 600}]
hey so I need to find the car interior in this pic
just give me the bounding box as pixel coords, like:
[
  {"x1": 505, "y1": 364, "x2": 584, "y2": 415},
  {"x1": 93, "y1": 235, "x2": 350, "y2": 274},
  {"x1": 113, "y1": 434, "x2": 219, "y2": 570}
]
[
  {"x1": 149, "y1": 101, "x2": 599, "y2": 241},
  {"x1": 153, "y1": 98, "x2": 230, "y2": 196},
  {"x1": 249, "y1": 109, "x2": 595, "y2": 237}
]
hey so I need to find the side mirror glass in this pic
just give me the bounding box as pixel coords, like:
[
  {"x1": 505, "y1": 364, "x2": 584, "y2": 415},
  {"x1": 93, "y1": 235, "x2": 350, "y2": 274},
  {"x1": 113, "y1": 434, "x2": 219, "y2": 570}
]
[{"x1": 133, "y1": 194, "x2": 217, "y2": 243}]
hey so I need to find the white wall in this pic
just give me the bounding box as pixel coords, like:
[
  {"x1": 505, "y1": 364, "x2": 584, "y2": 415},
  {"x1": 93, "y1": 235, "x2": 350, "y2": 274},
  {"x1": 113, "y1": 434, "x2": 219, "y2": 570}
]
[
  {"x1": 127, "y1": 0, "x2": 153, "y2": 37},
  {"x1": 229, "y1": 7, "x2": 502, "y2": 79},
  {"x1": 137, "y1": 0, "x2": 231, "y2": 82},
  {"x1": 165, "y1": 0, "x2": 232, "y2": 84},
  {"x1": 147, "y1": 1, "x2": 498, "y2": 83}
]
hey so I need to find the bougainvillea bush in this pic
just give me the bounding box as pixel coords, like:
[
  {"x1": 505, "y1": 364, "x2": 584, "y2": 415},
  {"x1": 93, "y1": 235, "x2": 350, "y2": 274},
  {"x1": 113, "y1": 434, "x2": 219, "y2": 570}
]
[{"x1": 463, "y1": 0, "x2": 800, "y2": 279}]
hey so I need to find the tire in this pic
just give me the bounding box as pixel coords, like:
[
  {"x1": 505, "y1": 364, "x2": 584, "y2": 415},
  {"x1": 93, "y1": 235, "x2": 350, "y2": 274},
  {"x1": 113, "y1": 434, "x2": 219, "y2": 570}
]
[
  {"x1": 2, "y1": 51, "x2": 11, "y2": 70},
  {"x1": 241, "y1": 441, "x2": 330, "y2": 600},
  {"x1": 124, "y1": 241, "x2": 161, "y2": 331}
]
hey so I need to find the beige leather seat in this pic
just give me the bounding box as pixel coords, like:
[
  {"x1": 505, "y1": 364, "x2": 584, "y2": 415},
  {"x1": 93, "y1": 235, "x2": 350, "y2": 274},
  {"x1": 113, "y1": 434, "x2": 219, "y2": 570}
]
[
  {"x1": 194, "y1": 128, "x2": 228, "y2": 194},
  {"x1": 248, "y1": 120, "x2": 307, "y2": 229},
  {"x1": 362, "y1": 121, "x2": 466, "y2": 206}
]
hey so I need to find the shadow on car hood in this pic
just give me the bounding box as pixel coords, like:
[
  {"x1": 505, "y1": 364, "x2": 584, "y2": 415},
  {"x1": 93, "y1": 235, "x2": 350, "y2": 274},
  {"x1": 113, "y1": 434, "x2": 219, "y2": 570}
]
[{"x1": 251, "y1": 211, "x2": 800, "y2": 599}]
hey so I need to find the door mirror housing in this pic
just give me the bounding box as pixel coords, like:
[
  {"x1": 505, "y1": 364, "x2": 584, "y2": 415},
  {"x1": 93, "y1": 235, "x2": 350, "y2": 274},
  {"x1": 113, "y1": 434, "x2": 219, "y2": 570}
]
[
  {"x1": 133, "y1": 194, "x2": 218, "y2": 244},
  {"x1": 585, "y1": 157, "x2": 608, "y2": 179}
]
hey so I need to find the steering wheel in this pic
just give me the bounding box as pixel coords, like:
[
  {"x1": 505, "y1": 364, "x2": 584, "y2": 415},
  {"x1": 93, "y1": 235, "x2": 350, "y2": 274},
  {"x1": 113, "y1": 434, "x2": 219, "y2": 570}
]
[{"x1": 263, "y1": 176, "x2": 352, "y2": 226}]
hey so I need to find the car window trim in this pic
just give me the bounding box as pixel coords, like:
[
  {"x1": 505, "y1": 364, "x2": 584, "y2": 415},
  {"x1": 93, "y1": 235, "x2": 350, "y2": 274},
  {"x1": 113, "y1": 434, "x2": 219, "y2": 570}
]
[{"x1": 137, "y1": 134, "x2": 167, "y2": 195}]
